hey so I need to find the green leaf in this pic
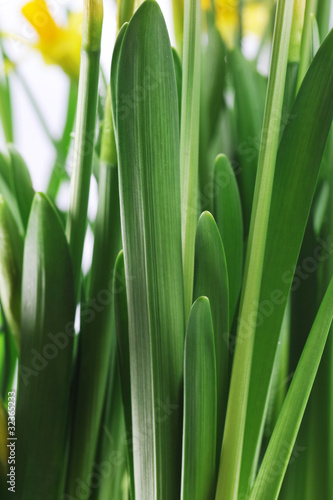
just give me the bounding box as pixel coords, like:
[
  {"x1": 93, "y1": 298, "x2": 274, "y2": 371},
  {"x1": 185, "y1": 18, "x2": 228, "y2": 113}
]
[
  {"x1": 180, "y1": 0, "x2": 201, "y2": 319},
  {"x1": 172, "y1": 47, "x2": 182, "y2": 125},
  {"x1": 0, "y1": 196, "x2": 23, "y2": 352},
  {"x1": 16, "y1": 193, "x2": 75, "y2": 500},
  {"x1": 181, "y1": 297, "x2": 216, "y2": 500},
  {"x1": 66, "y1": 0, "x2": 103, "y2": 300},
  {"x1": 249, "y1": 276, "x2": 333, "y2": 500},
  {"x1": 114, "y1": 1, "x2": 185, "y2": 497},
  {"x1": 110, "y1": 22, "x2": 128, "y2": 141},
  {"x1": 213, "y1": 154, "x2": 243, "y2": 323},
  {"x1": 193, "y1": 211, "x2": 229, "y2": 456},
  {"x1": 227, "y1": 49, "x2": 266, "y2": 234},
  {"x1": 117, "y1": 0, "x2": 135, "y2": 30},
  {"x1": 91, "y1": 356, "x2": 128, "y2": 500},
  {"x1": 65, "y1": 160, "x2": 121, "y2": 495},
  {"x1": 199, "y1": 19, "x2": 225, "y2": 208},
  {"x1": 216, "y1": 0, "x2": 295, "y2": 497},
  {"x1": 0, "y1": 147, "x2": 34, "y2": 235},
  {"x1": 113, "y1": 250, "x2": 134, "y2": 498},
  {"x1": 240, "y1": 26, "x2": 333, "y2": 496}
]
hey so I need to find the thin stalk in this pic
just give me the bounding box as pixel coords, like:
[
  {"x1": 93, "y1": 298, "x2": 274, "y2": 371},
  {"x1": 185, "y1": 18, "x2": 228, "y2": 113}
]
[
  {"x1": 315, "y1": 0, "x2": 331, "y2": 41},
  {"x1": 46, "y1": 81, "x2": 78, "y2": 200},
  {"x1": 296, "y1": 0, "x2": 317, "y2": 90},
  {"x1": 215, "y1": 1, "x2": 294, "y2": 499},
  {"x1": 172, "y1": 0, "x2": 184, "y2": 56},
  {"x1": 180, "y1": 0, "x2": 201, "y2": 320},
  {"x1": 117, "y1": 0, "x2": 135, "y2": 30},
  {"x1": 66, "y1": 0, "x2": 103, "y2": 300}
]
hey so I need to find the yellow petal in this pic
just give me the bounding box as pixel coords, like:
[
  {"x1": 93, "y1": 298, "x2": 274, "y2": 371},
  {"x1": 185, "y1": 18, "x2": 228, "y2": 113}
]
[
  {"x1": 22, "y1": 0, "x2": 60, "y2": 42},
  {"x1": 202, "y1": 0, "x2": 213, "y2": 10},
  {"x1": 243, "y1": 3, "x2": 270, "y2": 37}
]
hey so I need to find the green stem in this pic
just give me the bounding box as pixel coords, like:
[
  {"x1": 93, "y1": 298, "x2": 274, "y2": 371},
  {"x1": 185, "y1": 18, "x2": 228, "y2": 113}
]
[
  {"x1": 296, "y1": 0, "x2": 317, "y2": 90},
  {"x1": 46, "y1": 81, "x2": 78, "y2": 200},
  {"x1": 66, "y1": 0, "x2": 103, "y2": 301},
  {"x1": 215, "y1": 1, "x2": 294, "y2": 498},
  {"x1": 180, "y1": 0, "x2": 201, "y2": 320},
  {"x1": 117, "y1": 0, "x2": 135, "y2": 30}
]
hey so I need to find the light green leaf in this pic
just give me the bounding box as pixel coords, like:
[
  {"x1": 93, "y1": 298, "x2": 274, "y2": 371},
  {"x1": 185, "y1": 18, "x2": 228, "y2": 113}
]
[
  {"x1": 249, "y1": 276, "x2": 333, "y2": 500},
  {"x1": 193, "y1": 211, "x2": 229, "y2": 456},
  {"x1": 113, "y1": 250, "x2": 134, "y2": 498},
  {"x1": 213, "y1": 154, "x2": 243, "y2": 323},
  {"x1": 172, "y1": 47, "x2": 182, "y2": 125},
  {"x1": 0, "y1": 196, "x2": 22, "y2": 352},
  {"x1": 240, "y1": 26, "x2": 333, "y2": 496},
  {"x1": 65, "y1": 159, "x2": 121, "y2": 495},
  {"x1": 0, "y1": 147, "x2": 34, "y2": 235},
  {"x1": 16, "y1": 193, "x2": 75, "y2": 500},
  {"x1": 114, "y1": 1, "x2": 184, "y2": 497},
  {"x1": 180, "y1": 0, "x2": 201, "y2": 319},
  {"x1": 181, "y1": 296, "x2": 217, "y2": 500},
  {"x1": 199, "y1": 19, "x2": 225, "y2": 208},
  {"x1": 228, "y1": 48, "x2": 266, "y2": 234}
]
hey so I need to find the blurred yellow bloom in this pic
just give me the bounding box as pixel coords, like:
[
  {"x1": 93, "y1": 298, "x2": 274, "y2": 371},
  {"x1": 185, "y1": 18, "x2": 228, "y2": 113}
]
[
  {"x1": 202, "y1": 0, "x2": 270, "y2": 48},
  {"x1": 22, "y1": 0, "x2": 82, "y2": 80}
]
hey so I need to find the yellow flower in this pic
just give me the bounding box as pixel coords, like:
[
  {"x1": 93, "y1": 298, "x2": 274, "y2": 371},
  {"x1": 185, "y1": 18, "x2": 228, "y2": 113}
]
[
  {"x1": 203, "y1": 0, "x2": 270, "y2": 48},
  {"x1": 22, "y1": 0, "x2": 82, "y2": 80}
]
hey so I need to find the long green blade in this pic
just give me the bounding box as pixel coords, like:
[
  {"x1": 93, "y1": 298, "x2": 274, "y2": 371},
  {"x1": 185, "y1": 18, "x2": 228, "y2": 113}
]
[
  {"x1": 181, "y1": 297, "x2": 217, "y2": 500},
  {"x1": 114, "y1": 1, "x2": 184, "y2": 497},
  {"x1": 0, "y1": 196, "x2": 22, "y2": 352},
  {"x1": 249, "y1": 276, "x2": 333, "y2": 500},
  {"x1": 16, "y1": 193, "x2": 75, "y2": 500},
  {"x1": 240, "y1": 26, "x2": 333, "y2": 495},
  {"x1": 0, "y1": 147, "x2": 34, "y2": 236},
  {"x1": 193, "y1": 211, "x2": 229, "y2": 457},
  {"x1": 213, "y1": 154, "x2": 243, "y2": 323},
  {"x1": 66, "y1": 0, "x2": 103, "y2": 300},
  {"x1": 114, "y1": 250, "x2": 134, "y2": 498},
  {"x1": 180, "y1": 0, "x2": 201, "y2": 319},
  {"x1": 216, "y1": 1, "x2": 294, "y2": 498},
  {"x1": 65, "y1": 153, "x2": 121, "y2": 495}
]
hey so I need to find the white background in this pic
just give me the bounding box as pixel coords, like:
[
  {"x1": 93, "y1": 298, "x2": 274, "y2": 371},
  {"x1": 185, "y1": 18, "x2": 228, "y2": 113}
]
[{"x1": 0, "y1": 0, "x2": 174, "y2": 192}]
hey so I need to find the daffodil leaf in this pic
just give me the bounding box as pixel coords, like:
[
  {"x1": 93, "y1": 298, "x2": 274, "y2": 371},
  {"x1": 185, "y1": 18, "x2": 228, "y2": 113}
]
[
  {"x1": 181, "y1": 0, "x2": 201, "y2": 318},
  {"x1": 113, "y1": 250, "x2": 134, "y2": 498},
  {"x1": 0, "y1": 147, "x2": 34, "y2": 235},
  {"x1": 240, "y1": 26, "x2": 333, "y2": 496},
  {"x1": 91, "y1": 358, "x2": 128, "y2": 500},
  {"x1": 117, "y1": 0, "x2": 135, "y2": 28},
  {"x1": 0, "y1": 69, "x2": 13, "y2": 143},
  {"x1": 199, "y1": 18, "x2": 225, "y2": 206},
  {"x1": 181, "y1": 296, "x2": 216, "y2": 500},
  {"x1": 172, "y1": 47, "x2": 182, "y2": 124},
  {"x1": 0, "y1": 196, "x2": 22, "y2": 353},
  {"x1": 249, "y1": 276, "x2": 333, "y2": 500},
  {"x1": 114, "y1": 1, "x2": 184, "y2": 497},
  {"x1": 110, "y1": 22, "x2": 128, "y2": 138},
  {"x1": 65, "y1": 160, "x2": 121, "y2": 496},
  {"x1": 228, "y1": 48, "x2": 266, "y2": 234},
  {"x1": 16, "y1": 193, "x2": 75, "y2": 500},
  {"x1": 213, "y1": 154, "x2": 243, "y2": 323},
  {"x1": 193, "y1": 211, "x2": 229, "y2": 456}
]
